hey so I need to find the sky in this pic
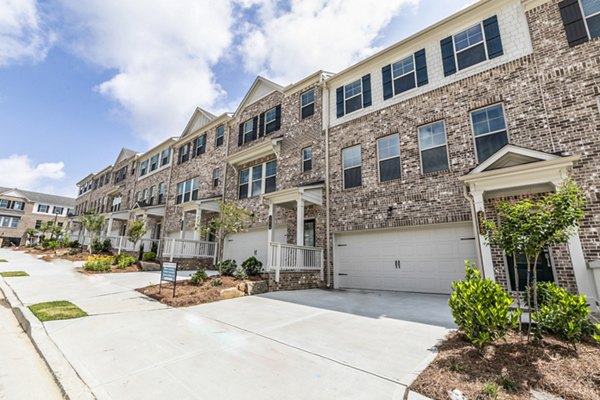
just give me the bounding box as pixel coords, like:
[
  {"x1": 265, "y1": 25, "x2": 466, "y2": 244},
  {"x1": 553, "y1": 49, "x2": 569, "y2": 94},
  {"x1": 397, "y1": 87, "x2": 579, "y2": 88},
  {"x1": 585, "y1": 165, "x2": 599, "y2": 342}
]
[{"x1": 0, "y1": 0, "x2": 476, "y2": 197}]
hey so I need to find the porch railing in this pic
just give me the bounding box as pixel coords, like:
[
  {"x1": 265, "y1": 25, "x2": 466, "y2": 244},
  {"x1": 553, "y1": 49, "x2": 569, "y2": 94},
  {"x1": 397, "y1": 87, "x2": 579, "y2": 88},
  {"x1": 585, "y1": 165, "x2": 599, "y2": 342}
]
[
  {"x1": 162, "y1": 238, "x2": 217, "y2": 262},
  {"x1": 267, "y1": 242, "x2": 324, "y2": 283}
]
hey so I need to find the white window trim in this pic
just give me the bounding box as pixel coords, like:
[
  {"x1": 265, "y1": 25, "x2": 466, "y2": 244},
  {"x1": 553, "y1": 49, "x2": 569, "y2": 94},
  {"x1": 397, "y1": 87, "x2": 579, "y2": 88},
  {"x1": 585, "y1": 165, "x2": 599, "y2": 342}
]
[
  {"x1": 344, "y1": 79, "x2": 363, "y2": 115},
  {"x1": 176, "y1": 177, "x2": 199, "y2": 204},
  {"x1": 452, "y1": 22, "x2": 489, "y2": 72},
  {"x1": 302, "y1": 147, "x2": 312, "y2": 172},
  {"x1": 239, "y1": 160, "x2": 276, "y2": 199},
  {"x1": 138, "y1": 150, "x2": 172, "y2": 181},
  {"x1": 300, "y1": 88, "x2": 316, "y2": 117},
  {"x1": 376, "y1": 134, "x2": 402, "y2": 183},
  {"x1": 579, "y1": 0, "x2": 600, "y2": 40},
  {"x1": 244, "y1": 119, "x2": 254, "y2": 135},
  {"x1": 470, "y1": 103, "x2": 510, "y2": 164},
  {"x1": 391, "y1": 54, "x2": 417, "y2": 96},
  {"x1": 417, "y1": 120, "x2": 451, "y2": 174},
  {"x1": 342, "y1": 145, "x2": 362, "y2": 189},
  {"x1": 266, "y1": 107, "x2": 277, "y2": 124},
  {"x1": 216, "y1": 125, "x2": 225, "y2": 145}
]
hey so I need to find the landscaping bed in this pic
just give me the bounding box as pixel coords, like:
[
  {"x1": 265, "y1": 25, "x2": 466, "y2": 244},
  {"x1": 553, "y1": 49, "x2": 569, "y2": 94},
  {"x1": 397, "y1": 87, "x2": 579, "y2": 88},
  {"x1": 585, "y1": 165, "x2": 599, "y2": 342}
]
[
  {"x1": 411, "y1": 331, "x2": 600, "y2": 400},
  {"x1": 137, "y1": 275, "x2": 263, "y2": 307},
  {"x1": 78, "y1": 264, "x2": 141, "y2": 274}
]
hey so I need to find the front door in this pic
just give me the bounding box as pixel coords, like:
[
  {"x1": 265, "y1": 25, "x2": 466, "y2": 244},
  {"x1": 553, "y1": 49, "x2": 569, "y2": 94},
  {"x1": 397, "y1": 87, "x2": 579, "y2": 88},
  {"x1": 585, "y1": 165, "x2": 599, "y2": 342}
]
[
  {"x1": 154, "y1": 223, "x2": 162, "y2": 240},
  {"x1": 507, "y1": 249, "x2": 555, "y2": 291},
  {"x1": 304, "y1": 220, "x2": 316, "y2": 247}
]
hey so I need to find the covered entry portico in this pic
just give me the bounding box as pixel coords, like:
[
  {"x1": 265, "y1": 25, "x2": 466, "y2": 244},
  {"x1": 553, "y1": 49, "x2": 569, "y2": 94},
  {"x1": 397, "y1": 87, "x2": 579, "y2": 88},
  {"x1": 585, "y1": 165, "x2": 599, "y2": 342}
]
[{"x1": 460, "y1": 145, "x2": 599, "y2": 310}]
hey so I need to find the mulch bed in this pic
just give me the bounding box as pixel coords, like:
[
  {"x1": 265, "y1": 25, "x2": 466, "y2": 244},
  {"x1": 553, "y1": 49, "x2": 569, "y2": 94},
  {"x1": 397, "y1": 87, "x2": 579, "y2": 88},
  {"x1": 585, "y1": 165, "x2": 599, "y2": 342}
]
[
  {"x1": 23, "y1": 248, "x2": 90, "y2": 262},
  {"x1": 77, "y1": 264, "x2": 142, "y2": 274},
  {"x1": 137, "y1": 276, "x2": 248, "y2": 307},
  {"x1": 410, "y1": 331, "x2": 600, "y2": 400}
]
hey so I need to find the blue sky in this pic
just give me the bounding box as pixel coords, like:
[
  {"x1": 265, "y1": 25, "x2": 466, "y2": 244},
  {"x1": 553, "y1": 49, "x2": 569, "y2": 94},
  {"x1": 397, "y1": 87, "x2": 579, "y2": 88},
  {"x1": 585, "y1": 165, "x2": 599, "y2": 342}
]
[{"x1": 0, "y1": 0, "x2": 475, "y2": 197}]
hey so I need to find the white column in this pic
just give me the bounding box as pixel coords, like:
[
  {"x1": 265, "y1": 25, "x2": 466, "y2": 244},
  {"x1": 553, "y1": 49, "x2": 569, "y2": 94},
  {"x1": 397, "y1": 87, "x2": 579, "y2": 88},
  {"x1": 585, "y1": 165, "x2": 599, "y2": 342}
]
[
  {"x1": 296, "y1": 197, "x2": 304, "y2": 246},
  {"x1": 106, "y1": 217, "x2": 113, "y2": 237},
  {"x1": 472, "y1": 190, "x2": 495, "y2": 281},
  {"x1": 193, "y1": 208, "x2": 202, "y2": 241},
  {"x1": 267, "y1": 202, "x2": 274, "y2": 268},
  {"x1": 179, "y1": 211, "x2": 185, "y2": 240}
]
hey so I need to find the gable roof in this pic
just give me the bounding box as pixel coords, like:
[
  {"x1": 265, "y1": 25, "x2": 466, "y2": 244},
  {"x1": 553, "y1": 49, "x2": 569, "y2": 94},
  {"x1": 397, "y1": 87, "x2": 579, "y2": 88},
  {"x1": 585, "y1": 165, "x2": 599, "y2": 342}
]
[
  {"x1": 0, "y1": 187, "x2": 75, "y2": 206},
  {"x1": 234, "y1": 76, "x2": 284, "y2": 117},
  {"x1": 114, "y1": 148, "x2": 139, "y2": 166},
  {"x1": 180, "y1": 107, "x2": 217, "y2": 138},
  {"x1": 468, "y1": 144, "x2": 561, "y2": 175}
]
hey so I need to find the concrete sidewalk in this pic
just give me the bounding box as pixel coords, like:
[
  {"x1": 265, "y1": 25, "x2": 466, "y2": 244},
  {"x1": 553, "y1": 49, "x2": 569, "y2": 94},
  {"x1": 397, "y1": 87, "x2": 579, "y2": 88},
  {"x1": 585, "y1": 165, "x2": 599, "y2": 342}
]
[{"x1": 0, "y1": 249, "x2": 444, "y2": 400}]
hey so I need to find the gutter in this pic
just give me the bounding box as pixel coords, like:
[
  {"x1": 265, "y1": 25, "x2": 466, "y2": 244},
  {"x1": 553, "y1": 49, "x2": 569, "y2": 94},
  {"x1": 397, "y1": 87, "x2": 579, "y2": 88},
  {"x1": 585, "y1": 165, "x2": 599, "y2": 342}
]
[{"x1": 321, "y1": 75, "x2": 332, "y2": 288}]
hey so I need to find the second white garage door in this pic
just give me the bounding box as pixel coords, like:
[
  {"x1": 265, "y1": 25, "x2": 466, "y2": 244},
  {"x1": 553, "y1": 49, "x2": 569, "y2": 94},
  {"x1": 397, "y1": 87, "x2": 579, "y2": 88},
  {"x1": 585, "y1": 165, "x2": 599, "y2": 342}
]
[{"x1": 334, "y1": 223, "x2": 477, "y2": 294}]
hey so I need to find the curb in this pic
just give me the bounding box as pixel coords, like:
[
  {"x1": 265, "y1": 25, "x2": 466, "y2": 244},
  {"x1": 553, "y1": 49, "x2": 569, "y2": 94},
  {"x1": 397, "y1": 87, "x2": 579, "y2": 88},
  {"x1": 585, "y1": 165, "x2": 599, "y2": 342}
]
[{"x1": 0, "y1": 277, "x2": 96, "y2": 400}]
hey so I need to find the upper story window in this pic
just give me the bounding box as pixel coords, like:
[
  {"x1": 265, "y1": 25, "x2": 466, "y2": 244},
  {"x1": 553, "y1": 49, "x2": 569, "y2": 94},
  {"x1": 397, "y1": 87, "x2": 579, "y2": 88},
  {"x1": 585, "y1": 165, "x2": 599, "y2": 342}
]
[
  {"x1": 52, "y1": 206, "x2": 64, "y2": 215},
  {"x1": 212, "y1": 168, "x2": 220, "y2": 188},
  {"x1": 336, "y1": 75, "x2": 371, "y2": 118},
  {"x1": 140, "y1": 160, "x2": 148, "y2": 176},
  {"x1": 0, "y1": 216, "x2": 19, "y2": 228},
  {"x1": 194, "y1": 134, "x2": 206, "y2": 156},
  {"x1": 382, "y1": 50, "x2": 432, "y2": 100},
  {"x1": 418, "y1": 121, "x2": 449, "y2": 174},
  {"x1": 377, "y1": 135, "x2": 401, "y2": 182},
  {"x1": 301, "y1": 89, "x2": 315, "y2": 119},
  {"x1": 158, "y1": 182, "x2": 165, "y2": 205},
  {"x1": 238, "y1": 160, "x2": 277, "y2": 199},
  {"x1": 581, "y1": 0, "x2": 600, "y2": 38},
  {"x1": 265, "y1": 107, "x2": 278, "y2": 134},
  {"x1": 216, "y1": 125, "x2": 225, "y2": 147},
  {"x1": 161, "y1": 149, "x2": 171, "y2": 166},
  {"x1": 560, "y1": 0, "x2": 600, "y2": 46},
  {"x1": 142, "y1": 188, "x2": 149, "y2": 203},
  {"x1": 244, "y1": 118, "x2": 255, "y2": 143},
  {"x1": 441, "y1": 15, "x2": 503, "y2": 76},
  {"x1": 302, "y1": 147, "x2": 312, "y2": 172},
  {"x1": 35, "y1": 220, "x2": 42, "y2": 229},
  {"x1": 114, "y1": 166, "x2": 127, "y2": 184},
  {"x1": 131, "y1": 161, "x2": 136, "y2": 176},
  {"x1": 111, "y1": 197, "x2": 121, "y2": 212},
  {"x1": 471, "y1": 104, "x2": 508, "y2": 163},
  {"x1": 0, "y1": 200, "x2": 25, "y2": 210},
  {"x1": 238, "y1": 106, "x2": 281, "y2": 146},
  {"x1": 176, "y1": 177, "x2": 199, "y2": 204},
  {"x1": 37, "y1": 204, "x2": 49, "y2": 213},
  {"x1": 342, "y1": 145, "x2": 362, "y2": 189},
  {"x1": 149, "y1": 186, "x2": 156, "y2": 205},
  {"x1": 178, "y1": 143, "x2": 190, "y2": 164},
  {"x1": 150, "y1": 154, "x2": 159, "y2": 172}
]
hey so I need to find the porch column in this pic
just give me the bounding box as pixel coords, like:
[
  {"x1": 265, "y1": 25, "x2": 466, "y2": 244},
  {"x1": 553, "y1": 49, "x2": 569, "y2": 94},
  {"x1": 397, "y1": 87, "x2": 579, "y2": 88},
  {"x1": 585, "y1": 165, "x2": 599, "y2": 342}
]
[
  {"x1": 193, "y1": 208, "x2": 202, "y2": 241},
  {"x1": 106, "y1": 217, "x2": 113, "y2": 237},
  {"x1": 267, "y1": 202, "x2": 274, "y2": 268},
  {"x1": 471, "y1": 190, "x2": 495, "y2": 281},
  {"x1": 296, "y1": 197, "x2": 304, "y2": 246},
  {"x1": 179, "y1": 211, "x2": 185, "y2": 240}
]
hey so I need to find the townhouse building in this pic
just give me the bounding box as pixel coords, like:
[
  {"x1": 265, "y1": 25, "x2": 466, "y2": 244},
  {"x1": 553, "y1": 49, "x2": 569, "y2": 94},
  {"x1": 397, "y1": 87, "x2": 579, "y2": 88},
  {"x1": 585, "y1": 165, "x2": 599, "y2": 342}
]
[
  {"x1": 0, "y1": 187, "x2": 75, "y2": 246},
  {"x1": 71, "y1": 0, "x2": 600, "y2": 307}
]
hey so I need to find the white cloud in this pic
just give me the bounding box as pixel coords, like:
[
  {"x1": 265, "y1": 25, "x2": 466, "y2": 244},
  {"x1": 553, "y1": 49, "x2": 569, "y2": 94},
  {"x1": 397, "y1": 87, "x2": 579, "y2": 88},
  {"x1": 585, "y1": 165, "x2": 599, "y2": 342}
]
[
  {"x1": 58, "y1": 0, "x2": 235, "y2": 145},
  {"x1": 0, "y1": 155, "x2": 67, "y2": 192},
  {"x1": 0, "y1": 0, "x2": 54, "y2": 66},
  {"x1": 237, "y1": 0, "x2": 419, "y2": 83}
]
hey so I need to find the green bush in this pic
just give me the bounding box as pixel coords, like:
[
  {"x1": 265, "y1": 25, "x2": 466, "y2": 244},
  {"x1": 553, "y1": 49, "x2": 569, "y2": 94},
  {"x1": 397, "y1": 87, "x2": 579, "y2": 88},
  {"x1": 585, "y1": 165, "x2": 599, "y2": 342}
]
[
  {"x1": 448, "y1": 262, "x2": 520, "y2": 349},
  {"x1": 233, "y1": 266, "x2": 248, "y2": 281},
  {"x1": 190, "y1": 269, "x2": 208, "y2": 285},
  {"x1": 91, "y1": 238, "x2": 111, "y2": 254},
  {"x1": 217, "y1": 259, "x2": 237, "y2": 276},
  {"x1": 142, "y1": 251, "x2": 157, "y2": 262},
  {"x1": 46, "y1": 240, "x2": 59, "y2": 250},
  {"x1": 114, "y1": 254, "x2": 136, "y2": 270},
  {"x1": 241, "y1": 256, "x2": 263, "y2": 276},
  {"x1": 67, "y1": 248, "x2": 82, "y2": 255},
  {"x1": 533, "y1": 282, "x2": 594, "y2": 345},
  {"x1": 83, "y1": 255, "x2": 113, "y2": 272},
  {"x1": 69, "y1": 240, "x2": 80, "y2": 249},
  {"x1": 211, "y1": 278, "x2": 223, "y2": 287}
]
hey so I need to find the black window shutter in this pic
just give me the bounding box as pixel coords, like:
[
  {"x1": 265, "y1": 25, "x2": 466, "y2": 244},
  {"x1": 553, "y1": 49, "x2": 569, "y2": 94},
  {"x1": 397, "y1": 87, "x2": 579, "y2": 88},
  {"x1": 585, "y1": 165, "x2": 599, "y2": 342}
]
[
  {"x1": 414, "y1": 49, "x2": 428, "y2": 87},
  {"x1": 559, "y1": 0, "x2": 589, "y2": 47},
  {"x1": 440, "y1": 36, "x2": 456, "y2": 76},
  {"x1": 191, "y1": 139, "x2": 197, "y2": 158},
  {"x1": 362, "y1": 74, "x2": 371, "y2": 108},
  {"x1": 381, "y1": 64, "x2": 393, "y2": 100},
  {"x1": 483, "y1": 15, "x2": 504, "y2": 59},
  {"x1": 258, "y1": 112, "x2": 265, "y2": 137},
  {"x1": 252, "y1": 116, "x2": 258, "y2": 141},
  {"x1": 274, "y1": 104, "x2": 281, "y2": 131},
  {"x1": 177, "y1": 147, "x2": 182, "y2": 164},
  {"x1": 238, "y1": 123, "x2": 244, "y2": 146},
  {"x1": 336, "y1": 87, "x2": 344, "y2": 118}
]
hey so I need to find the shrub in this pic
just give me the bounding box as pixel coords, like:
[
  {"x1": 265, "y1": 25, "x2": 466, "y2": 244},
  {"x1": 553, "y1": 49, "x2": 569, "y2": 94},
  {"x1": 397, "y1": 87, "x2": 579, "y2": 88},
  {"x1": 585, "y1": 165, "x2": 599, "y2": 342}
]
[
  {"x1": 241, "y1": 256, "x2": 263, "y2": 276},
  {"x1": 211, "y1": 278, "x2": 223, "y2": 287},
  {"x1": 46, "y1": 240, "x2": 59, "y2": 250},
  {"x1": 217, "y1": 259, "x2": 237, "y2": 276},
  {"x1": 190, "y1": 269, "x2": 208, "y2": 285},
  {"x1": 448, "y1": 262, "x2": 520, "y2": 349},
  {"x1": 83, "y1": 255, "x2": 113, "y2": 272},
  {"x1": 91, "y1": 238, "x2": 111, "y2": 254},
  {"x1": 533, "y1": 282, "x2": 594, "y2": 345},
  {"x1": 69, "y1": 240, "x2": 80, "y2": 249},
  {"x1": 67, "y1": 248, "x2": 82, "y2": 255},
  {"x1": 114, "y1": 254, "x2": 136, "y2": 270},
  {"x1": 233, "y1": 266, "x2": 248, "y2": 280},
  {"x1": 482, "y1": 382, "x2": 499, "y2": 399},
  {"x1": 142, "y1": 252, "x2": 157, "y2": 262}
]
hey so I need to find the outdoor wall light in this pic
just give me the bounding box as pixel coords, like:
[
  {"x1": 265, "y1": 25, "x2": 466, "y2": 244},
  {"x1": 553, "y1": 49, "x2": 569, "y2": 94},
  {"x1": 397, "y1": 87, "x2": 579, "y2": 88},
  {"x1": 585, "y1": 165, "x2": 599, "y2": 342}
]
[{"x1": 387, "y1": 206, "x2": 396, "y2": 218}]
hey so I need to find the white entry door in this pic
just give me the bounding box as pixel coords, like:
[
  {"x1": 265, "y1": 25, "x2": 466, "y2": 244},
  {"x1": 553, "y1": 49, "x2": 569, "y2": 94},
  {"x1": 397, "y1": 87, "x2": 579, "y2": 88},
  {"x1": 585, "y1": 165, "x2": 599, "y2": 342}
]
[
  {"x1": 334, "y1": 223, "x2": 477, "y2": 294},
  {"x1": 223, "y1": 226, "x2": 287, "y2": 267}
]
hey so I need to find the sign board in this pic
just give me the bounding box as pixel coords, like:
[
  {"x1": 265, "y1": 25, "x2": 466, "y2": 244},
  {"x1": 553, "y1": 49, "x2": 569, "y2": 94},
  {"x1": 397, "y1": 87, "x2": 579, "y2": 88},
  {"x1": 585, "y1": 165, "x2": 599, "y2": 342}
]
[{"x1": 159, "y1": 262, "x2": 178, "y2": 297}]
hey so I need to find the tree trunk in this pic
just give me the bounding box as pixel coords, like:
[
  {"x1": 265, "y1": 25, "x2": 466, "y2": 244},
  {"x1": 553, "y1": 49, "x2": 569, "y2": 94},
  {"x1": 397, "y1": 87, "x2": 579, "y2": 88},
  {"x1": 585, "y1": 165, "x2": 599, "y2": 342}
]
[
  {"x1": 526, "y1": 255, "x2": 532, "y2": 340},
  {"x1": 532, "y1": 251, "x2": 540, "y2": 338},
  {"x1": 513, "y1": 253, "x2": 522, "y2": 336}
]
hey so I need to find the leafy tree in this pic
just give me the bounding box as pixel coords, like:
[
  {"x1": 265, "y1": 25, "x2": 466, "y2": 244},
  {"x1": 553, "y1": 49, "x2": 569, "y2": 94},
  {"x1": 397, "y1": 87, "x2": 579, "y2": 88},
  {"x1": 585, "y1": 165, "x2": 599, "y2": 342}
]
[
  {"x1": 482, "y1": 179, "x2": 586, "y2": 339},
  {"x1": 79, "y1": 212, "x2": 106, "y2": 241},
  {"x1": 127, "y1": 220, "x2": 147, "y2": 259},
  {"x1": 201, "y1": 200, "x2": 254, "y2": 273}
]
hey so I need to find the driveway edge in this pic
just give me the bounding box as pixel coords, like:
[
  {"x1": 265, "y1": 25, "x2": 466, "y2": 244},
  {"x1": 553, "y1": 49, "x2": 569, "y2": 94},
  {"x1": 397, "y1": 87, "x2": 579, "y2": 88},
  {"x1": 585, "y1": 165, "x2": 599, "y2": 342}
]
[{"x1": 0, "y1": 276, "x2": 96, "y2": 400}]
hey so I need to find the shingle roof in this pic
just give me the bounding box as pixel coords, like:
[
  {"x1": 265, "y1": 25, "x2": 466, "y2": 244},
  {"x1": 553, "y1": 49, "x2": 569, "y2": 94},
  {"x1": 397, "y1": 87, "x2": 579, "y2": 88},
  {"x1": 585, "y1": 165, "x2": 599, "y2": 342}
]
[{"x1": 0, "y1": 187, "x2": 76, "y2": 207}]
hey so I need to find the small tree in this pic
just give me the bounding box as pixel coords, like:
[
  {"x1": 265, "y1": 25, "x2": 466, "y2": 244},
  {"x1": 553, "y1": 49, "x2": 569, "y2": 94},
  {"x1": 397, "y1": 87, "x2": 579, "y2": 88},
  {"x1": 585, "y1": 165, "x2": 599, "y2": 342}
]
[
  {"x1": 79, "y1": 212, "x2": 105, "y2": 242},
  {"x1": 201, "y1": 200, "x2": 253, "y2": 273},
  {"x1": 127, "y1": 220, "x2": 147, "y2": 259}
]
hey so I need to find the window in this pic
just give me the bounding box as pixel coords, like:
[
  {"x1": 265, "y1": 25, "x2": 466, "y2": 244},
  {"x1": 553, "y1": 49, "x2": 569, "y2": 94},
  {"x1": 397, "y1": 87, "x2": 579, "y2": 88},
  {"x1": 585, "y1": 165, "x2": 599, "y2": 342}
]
[
  {"x1": 52, "y1": 206, "x2": 64, "y2": 215},
  {"x1": 454, "y1": 24, "x2": 486, "y2": 70},
  {"x1": 140, "y1": 160, "x2": 148, "y2": 176},
  {"x1": 114, "y1": 166, "x2": 127, "y2": 184},
  {"x1": 135, "y1": 191, "x2": 141, "y2": 202},
  {"x1": 13, "y1": 201, "x2": 24, "y2": 210},
  {"x1": 131, "y1": 161, "x2": 136, "y2": 176},
  {"x1": 149, "y1": 186, "x2": 156, "y2": 205},
  {"x1": 0, "y1": 216, "x2": 19, "y2": 228},
  {"x1": 142, "y1": 189, "x2": 148, "y2": 203},
  {"x1": 581, "y1": 0, "x2": 600, "y2": 38},
  {"x1": 180, "y1": 143, "x2": 190, "y2": 163},
  {"x1": 244, "y1": 119, "x2": 255, "y2": 143},
  {"x1": 392, "y1": 55, "x2": 416, "y2": 95},
  {"x1": 0, "y1": 199, "x2": 8, "y2": 208},
  {"x1": 239, "y1": 169, "x2": 249, "y2": 199},
  {"x1": 216, "y1": 125, "x2": 225, "y2": 147},
  {"x1": 238, "y1": 161, "x2": 277, "y2": 199},
  {"x1": 150, "y1": 154, "x2": 159, "y2": 172},
  {"x1": 336, "y1": 75, "x2": 371, "y2": 118},
  {"x1": 35, "y1": 220, "x2": 42, "y2": 229},
  {"x1": 111, "y1": 197, "x2": 121, "y2": 212},
  {"x1": 265, "y1": 107, "x2": 277, "y2": 134},
  {"x1": 176, "y1": 178, "x2": 199, "y2": 204},
  {"x1": 342, "y1": 146, "x2": 362, "y2": 189},
  {"x1": 471, "y1": 104, "x2": 508, "y2": 162},
  {"x1": 158, "y1": 182, "x2": 165, "y2": 205},
  {"x1": 301, "y1": 89, "x2": 315, "y2": 119},
  {"x1": 418, "y1": 121, "x2": 449, "y2": 174},
  {"x1": 212, "y1": 168, "x2": 220, "y2": 188},
  {"x1": 377, "y1": 135, "x2": 401, "y2": 182},
  {"x1": 37, "y1": 204, "x2": 49, "y2": 213},
  {"x1": 251, "y1": 165, "x2": 263, "y2": 197},
  {"x1": 161, "y1": 149, "x2": 170, "y2": 166},
  {"x1": 265, "y1": 161, "x2": 277, "y2": 193},
  {"x1": 304, "y1": 219, "x2": 316, "y2": 247},
  {"x1": 195, "y1": 134, "x2": 206, "y2": 156},
  {"x1": 344, "y1": 79, "x2": 363, "y2": 115},
  {"x1": 302, "y1": 147, "x2": 312, "y2": 172}
]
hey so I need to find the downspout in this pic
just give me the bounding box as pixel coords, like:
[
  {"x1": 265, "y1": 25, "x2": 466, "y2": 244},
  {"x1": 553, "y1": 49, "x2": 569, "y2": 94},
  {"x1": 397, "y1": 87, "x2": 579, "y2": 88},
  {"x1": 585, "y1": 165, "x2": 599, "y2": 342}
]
[
  {"x1": 322, "y1": 76, "x2": 332, "y2": 288},
  {"x1": 462, "y1": 183, "x2": 485, "y2": 277}
]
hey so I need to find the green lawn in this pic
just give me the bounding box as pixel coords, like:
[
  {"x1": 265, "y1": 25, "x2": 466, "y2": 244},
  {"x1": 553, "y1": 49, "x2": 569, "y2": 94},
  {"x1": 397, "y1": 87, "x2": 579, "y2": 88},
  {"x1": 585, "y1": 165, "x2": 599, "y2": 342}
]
[
  {"x1": 0, "y1": 271, "x2": 29, "y2": 277},
  {"x1": 29, "y1": 301, "x2": 88, "y2": 322},
  {"x1": 0, "y1": 259, "x2": 7, "y2": 262}
]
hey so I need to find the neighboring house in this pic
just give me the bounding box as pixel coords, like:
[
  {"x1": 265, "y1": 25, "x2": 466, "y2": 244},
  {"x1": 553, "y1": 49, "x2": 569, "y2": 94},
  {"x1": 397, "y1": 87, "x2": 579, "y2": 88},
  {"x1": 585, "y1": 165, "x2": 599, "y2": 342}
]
[
  {"x1": 70, "y1": 0, "x2": 600, "y2": 307},
  {"x1": 0, "y1": 187, "x2": 75, "y2": 246}
]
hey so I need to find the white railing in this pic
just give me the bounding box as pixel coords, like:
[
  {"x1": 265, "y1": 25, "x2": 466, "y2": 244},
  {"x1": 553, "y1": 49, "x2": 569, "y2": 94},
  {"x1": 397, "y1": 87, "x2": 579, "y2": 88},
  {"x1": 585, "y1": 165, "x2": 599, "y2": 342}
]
[
  {"x1": 162, "y1": 238, "x2": 217, "y2": 262},
  {"x1": 267, "y1": 242, "x2": 324, "y2": 283}
]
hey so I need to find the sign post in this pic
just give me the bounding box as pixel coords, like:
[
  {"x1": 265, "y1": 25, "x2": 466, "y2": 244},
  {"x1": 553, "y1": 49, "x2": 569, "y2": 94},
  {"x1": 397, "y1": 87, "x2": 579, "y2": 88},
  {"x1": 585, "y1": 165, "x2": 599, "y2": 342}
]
[{"x1": 159, "y1": 262, "x2": 178, "y2": 298}]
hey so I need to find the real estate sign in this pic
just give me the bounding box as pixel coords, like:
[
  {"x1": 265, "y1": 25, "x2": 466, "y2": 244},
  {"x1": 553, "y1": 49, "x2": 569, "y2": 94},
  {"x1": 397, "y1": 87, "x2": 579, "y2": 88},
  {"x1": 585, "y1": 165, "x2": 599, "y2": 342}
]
[{"x1": 160, "y1": 262, "x2": 178, "y2": 297}]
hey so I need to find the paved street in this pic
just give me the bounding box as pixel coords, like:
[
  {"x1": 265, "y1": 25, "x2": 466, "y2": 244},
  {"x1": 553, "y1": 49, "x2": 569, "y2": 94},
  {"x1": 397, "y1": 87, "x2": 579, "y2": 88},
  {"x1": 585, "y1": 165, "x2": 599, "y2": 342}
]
[{"x1": 0, "y1": 249, "x2": 453, "y2": 400}]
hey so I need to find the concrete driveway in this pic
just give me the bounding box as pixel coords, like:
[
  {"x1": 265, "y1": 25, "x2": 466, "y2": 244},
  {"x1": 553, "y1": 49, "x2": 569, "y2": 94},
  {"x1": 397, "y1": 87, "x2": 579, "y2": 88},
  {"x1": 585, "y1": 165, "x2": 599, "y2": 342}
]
[{"x1": 0, "y1": 249, "x2": 453, "y2": 400}]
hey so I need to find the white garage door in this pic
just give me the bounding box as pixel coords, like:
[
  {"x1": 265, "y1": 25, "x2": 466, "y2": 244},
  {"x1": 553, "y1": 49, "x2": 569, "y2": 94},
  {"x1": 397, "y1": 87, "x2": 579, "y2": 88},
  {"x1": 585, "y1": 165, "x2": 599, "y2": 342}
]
[
  {"x1": 334, "y1": 223, "x2": 477, "y2": 294},
  {"x1": 223, "y1": 226, "x2": 287, "y2": 267}
]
